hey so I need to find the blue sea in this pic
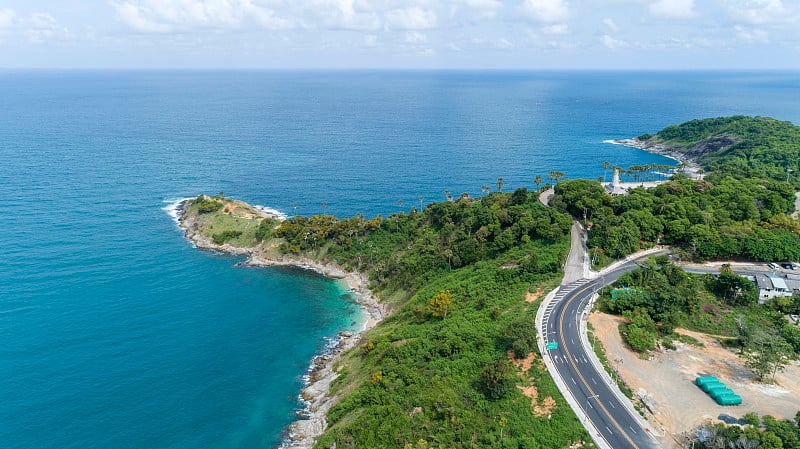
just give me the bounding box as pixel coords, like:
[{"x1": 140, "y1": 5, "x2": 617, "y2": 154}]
[{"x1": 1, "y1": 70, "x2": 799, "y2": 448}]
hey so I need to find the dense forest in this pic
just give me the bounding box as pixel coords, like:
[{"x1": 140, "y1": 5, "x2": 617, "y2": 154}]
[{"x1": 553, "y1": 116, "x2": 800, "y2": 263}]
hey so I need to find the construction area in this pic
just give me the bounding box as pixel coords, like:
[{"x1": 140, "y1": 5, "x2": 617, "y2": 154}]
[{"x1": 589, "y1": 313, "x2": 800, "y2": 448}]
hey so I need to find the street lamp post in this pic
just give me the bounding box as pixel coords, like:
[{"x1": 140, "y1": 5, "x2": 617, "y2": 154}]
[{"x1": 587, "y1": 394, "x2": 600, "y2": 410}]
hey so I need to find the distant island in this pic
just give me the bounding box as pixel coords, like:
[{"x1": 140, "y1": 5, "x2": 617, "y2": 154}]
[{"x1": 179, "y1": 116, "x2": 800, "y2": 449}]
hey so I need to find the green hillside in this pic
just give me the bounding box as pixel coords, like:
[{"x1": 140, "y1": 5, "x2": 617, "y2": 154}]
[{"x1": 640, "y1": 116, "x2": 800, "y2": 181}]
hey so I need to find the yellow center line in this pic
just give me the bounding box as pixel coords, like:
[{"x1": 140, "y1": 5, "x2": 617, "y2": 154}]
[{"x1": 558, "y1": 281, "x2": 641, "y2": 449}]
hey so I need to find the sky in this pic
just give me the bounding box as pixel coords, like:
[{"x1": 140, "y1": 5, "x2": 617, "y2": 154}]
[{"x1": 0, "y1": 0, "x2": 798, "y2": 69}]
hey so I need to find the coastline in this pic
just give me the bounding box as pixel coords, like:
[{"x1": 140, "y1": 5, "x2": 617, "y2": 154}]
[
  {"x1": 608, "y1": 137, "x2": 704, "y2": 179},
  {"x1": 175, "y1": 199, "x2": 385, "y2": 449}
]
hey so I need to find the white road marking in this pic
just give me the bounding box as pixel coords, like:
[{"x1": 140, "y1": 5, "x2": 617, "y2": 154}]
[
  {"x1": 571, "y1": 377, "x2": 577, "y2": 385},
  {"x1": 606, "y1": 426, "x2": 613, "y2": 434},
  {"x1": 609, "y1": 402, "x2": 616, "y2": 409},
  {"x1": 629, "y1": 426, "x2": 638, "y2": 434},
  {"x1": 591, "y1": 377, "x2": 598, "y2": 385}
]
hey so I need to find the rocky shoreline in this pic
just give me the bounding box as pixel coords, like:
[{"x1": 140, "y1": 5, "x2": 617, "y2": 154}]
[
  {"x1": 176, "y1": 199, "x2": 386, "y2": 449},
  {"x1": 611, "y1": 138, "x2": 705, "y2": 179}
]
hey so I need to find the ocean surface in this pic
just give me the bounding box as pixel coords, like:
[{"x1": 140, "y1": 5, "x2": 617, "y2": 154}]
[{"x1": 1, "y1": 70, "x2": 799, "y2": 448}]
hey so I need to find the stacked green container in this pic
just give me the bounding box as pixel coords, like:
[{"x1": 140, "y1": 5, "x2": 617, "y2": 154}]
[{"x1": 694, "y1": 376, "x2": 741, "y2": 406}]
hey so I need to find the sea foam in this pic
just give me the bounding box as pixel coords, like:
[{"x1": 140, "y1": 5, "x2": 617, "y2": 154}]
[{"x1": 162, "y1": 198, "x2": 193, "y2": 228}]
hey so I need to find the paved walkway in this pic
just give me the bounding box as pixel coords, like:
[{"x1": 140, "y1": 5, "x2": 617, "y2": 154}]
[
  {"x1": 562, "y1": 221, "x2": 587, "y2": 284},
  {"x1": 538, "y1": 188, "x2": 554, "y2": 206}
]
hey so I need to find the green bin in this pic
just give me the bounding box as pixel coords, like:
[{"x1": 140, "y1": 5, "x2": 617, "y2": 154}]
[
  {"x1": 716, "y1": 394, "x2": 742, "y2": 406},
  {"x1": 709, "y1": 387, "x2": 734, "y2": 399},
  {"x1": 701, "y1": 381, "x2": 726, "y2": 393},
  {"x1": 695, "y1": 376, "x2": 718, "y2": 387}
]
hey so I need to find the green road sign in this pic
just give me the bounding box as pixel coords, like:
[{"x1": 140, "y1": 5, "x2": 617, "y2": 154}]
[{"x1": 547, "y1": 341, "x2": 558, "y2": 350}]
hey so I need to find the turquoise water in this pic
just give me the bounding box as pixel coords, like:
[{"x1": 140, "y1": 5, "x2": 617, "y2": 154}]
[{"x1": 1, "y1": 71, "x2": 799, "y2": 448}]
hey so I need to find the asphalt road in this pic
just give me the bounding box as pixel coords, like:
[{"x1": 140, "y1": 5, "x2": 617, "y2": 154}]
[{"x1": 542, "y1": 261, "x2": 661, "y2": 449}]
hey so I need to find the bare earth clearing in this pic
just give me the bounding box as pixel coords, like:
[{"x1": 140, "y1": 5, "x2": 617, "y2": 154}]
[{"x1": 590, "y1": 313, "x2": 800, "y2": 448}]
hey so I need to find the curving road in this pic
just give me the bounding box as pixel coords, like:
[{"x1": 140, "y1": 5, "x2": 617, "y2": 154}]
[{"x1": 541, "y1": 259, "x2": 663, "y2": 449}]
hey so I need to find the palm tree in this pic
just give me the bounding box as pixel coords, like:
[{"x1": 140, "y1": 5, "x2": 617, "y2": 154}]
[
  {"x1": 444, "y1": 190, "x2": 453, "y2": 202},
  {"x1": 549, "y1": 171, "x2": 565, "y2": 184},
  {"x1": 481, "y1": 185, "x2": 491, "y2": 195},
  {"x1": 398, "y1": 199, "x2": 404, "y2": 211},
  {"x1": 534, "y1": 175, "x2": 542, "y2": 190},
  {"x1": 602, "y1": 161, "x2": 610, "y2": 183},
  {"x1": 497, "y1": 177, "x2": 504, "y2": 192},
  {"x1": 321, "y1": 201, "x2": 327, "y2": 212},
  {"x1": 418, "y1": 195, "x2": 424, "y2": 211}
]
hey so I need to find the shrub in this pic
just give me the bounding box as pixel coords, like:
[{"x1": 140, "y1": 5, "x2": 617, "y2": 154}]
[
  {"x1": 195, "y1": 196, "x2": 223, "y2": 214},
  {"x1": 480, "y1": 360, "x2": 515, "y2": 400},
  {"x1": 212, "y1": 230, "x2": 242, "y2": 245}
]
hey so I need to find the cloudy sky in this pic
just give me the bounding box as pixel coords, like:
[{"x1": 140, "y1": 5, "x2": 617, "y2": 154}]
[{"x1": 0, "y1": 0, "x2": 798, "y2": 69}]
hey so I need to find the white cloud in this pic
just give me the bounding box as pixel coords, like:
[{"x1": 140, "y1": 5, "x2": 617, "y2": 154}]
[
  {"x1": 521, "y1": 0, "x2": 570, "y2": 23},
  {"x1": 114, "y1": 2, "x2": 173, "y2": 32},
  {"x1": 363, "y1": 34, "x2": 379, "y2": 47},
  {"x1": 721, "y1": 0, "x2": 793, "y2": 25},
  {"x1": 543, "y1": 23, "x2": 569, "y2": 34},
  {"x1": 603, "y1": 34, "x2": 627, "y2": 49},
  {"x1": 603, "y1": 17, "x2": 619, "y2": 32},
  {"x1": 25, "y1": 12, "x2": 65, "y2": 43},
  {"x1": 456, "y1": 0, "x2": 503, "y2": 18},
  {"x1": 384, "y1": 7, "x2": 437, "y2": 30},
  {"x1": 462, "y1": 0, "x2": 503, "y2": 11},
  {"x1": 111, "y1": 0, "x2": 295, "y2": 33},
  {"x1": 310, "y1": 0, "x2": 381, "y2": 30},
  {"x1": 497, "y1": 37, "x2": 514, "y2": 48},
  {"x1": 649, "y1": 0, "x2": 695, "y2": 19},
  {"x1": 734, "y1": 25, "x2": 769, "y2": 43},
  {"x1": 0, "y1": 8, "x2": 15, "y2": 29},
  {"x1": 404, "y1": 31, "x2": 427, "y2": 43},
  {"x1": 446, "y1": 42, "x2": 463, "y2": 51}
]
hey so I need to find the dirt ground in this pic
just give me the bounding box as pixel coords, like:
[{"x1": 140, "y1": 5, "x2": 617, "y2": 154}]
[{"x1": 590, "y1": 312, "x2": 800, "y2": 448}]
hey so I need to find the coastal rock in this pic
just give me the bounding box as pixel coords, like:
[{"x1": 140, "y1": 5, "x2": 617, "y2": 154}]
[{"x1": 612, "y1": 138, "x2": 705, "y2": 179}]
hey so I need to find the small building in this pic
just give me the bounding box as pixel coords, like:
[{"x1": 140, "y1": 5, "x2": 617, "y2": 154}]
[{"x1": 755, "y1": 273, "x2": 793, "y2": 303}]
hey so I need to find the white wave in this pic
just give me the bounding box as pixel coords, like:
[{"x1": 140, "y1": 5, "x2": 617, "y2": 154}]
[
  {"x1": 252, "y1": 204, "x2": 288, "y2": 220},
  {"x1": 162, "y1": 197, "x2": 193, "y2": 228},
  {"x1": 603, "y1": 139, "x2": 624, "y2": 145},
  {"x1": 0, "y1": 306, "x2": 39, "y2": 314}
]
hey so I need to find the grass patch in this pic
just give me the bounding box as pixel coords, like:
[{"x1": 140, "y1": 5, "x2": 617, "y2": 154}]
[
  {"x1": 185, "y1": 196, "x2": 267, "y2": 247},
  {"x1": 674, "y1": 333, "x2": 705, "y2": 348}
]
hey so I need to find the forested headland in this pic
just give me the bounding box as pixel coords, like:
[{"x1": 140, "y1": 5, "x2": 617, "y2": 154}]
[
  {"x1": 554, "y1": 116, "x2": 800, "y2": 264},
  {"x1": 179, "y1": 115, "x2": 800, "y2": 449}
]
